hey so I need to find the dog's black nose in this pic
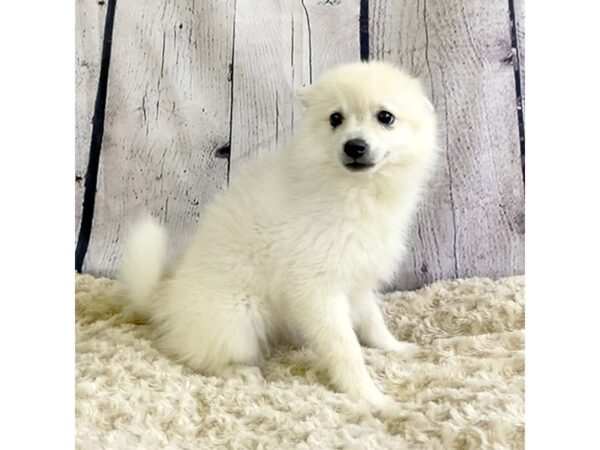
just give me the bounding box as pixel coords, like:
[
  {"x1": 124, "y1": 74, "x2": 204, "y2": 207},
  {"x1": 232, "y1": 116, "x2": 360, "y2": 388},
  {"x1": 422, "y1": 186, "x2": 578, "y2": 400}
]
[{"x1": 344, "y1": 139, "x2": 369, "y2": 159}]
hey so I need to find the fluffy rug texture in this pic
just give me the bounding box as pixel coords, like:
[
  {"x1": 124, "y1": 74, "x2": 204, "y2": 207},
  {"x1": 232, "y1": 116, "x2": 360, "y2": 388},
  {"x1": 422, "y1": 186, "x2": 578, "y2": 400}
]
[{"x1": 76, "y1": 274, "x2": 524, "y2": 449}]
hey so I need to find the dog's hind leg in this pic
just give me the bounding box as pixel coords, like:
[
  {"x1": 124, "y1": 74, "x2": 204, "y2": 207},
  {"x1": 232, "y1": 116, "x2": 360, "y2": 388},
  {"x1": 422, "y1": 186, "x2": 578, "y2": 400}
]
[
  {"x1": 209, "y1": 293, "x2": 270, "y2": 383},
  {"x1": 154, "y1": 285, "x2": 270, "y2": 382}
]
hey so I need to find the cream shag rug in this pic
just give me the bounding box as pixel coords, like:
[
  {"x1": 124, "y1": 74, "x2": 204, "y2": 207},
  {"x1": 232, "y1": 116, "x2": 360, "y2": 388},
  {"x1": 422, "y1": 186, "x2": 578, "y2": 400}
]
[{"x1": 76, "y1": 274, "x2": 524, "y2": 449}]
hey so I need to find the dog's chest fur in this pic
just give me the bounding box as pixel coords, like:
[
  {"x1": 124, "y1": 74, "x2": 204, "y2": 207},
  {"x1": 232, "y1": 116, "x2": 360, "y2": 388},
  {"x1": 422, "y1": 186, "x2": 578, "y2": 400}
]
[{"x1": 269, "y1": 176, "x2": 415, "y2": 291}]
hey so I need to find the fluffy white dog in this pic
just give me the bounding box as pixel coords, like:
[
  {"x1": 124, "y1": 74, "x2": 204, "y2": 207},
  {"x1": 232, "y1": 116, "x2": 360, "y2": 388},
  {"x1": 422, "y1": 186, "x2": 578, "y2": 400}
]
[{"x1": 120, "y1": 61, "x2": 438, "y2": 412}]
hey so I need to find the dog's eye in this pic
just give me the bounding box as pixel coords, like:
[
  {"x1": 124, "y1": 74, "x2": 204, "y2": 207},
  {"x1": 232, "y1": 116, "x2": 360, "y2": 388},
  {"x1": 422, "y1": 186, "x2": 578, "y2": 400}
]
[
  {"x1": 377, "y1": 110, "x2": 395, "y2": 126},
  {"x1": 329, "y1": 112, "x2": 344, "y2": 128}
]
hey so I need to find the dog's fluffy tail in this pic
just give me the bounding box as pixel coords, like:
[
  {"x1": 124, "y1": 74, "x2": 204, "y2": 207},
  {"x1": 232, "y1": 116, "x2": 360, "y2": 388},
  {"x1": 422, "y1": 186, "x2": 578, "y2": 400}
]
[{"x1": 119, "y1": 218, "x2": 167, "y2": 318}]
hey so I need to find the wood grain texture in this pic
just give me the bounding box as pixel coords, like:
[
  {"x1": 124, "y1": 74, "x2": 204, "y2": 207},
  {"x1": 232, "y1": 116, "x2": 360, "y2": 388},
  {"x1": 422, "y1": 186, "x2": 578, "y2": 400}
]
[
  {"x1": 370, "y1": 0, "x2": 525, "y2": 290},
  {"x1": 75, "y1": 0, "x2": 107, "y2": 240},
  {"x1": 228, "y1": 1, "x2": 303, "y2": 177},
  {"x1": 82, "y1": 0, "x2": 234, "y2": 276},
  {"x1": 302, "y1": 0, "x2": 360, "y2": 79},
  {"x1": 229, "y1": 0, "x2": 360, "y2": 177}
]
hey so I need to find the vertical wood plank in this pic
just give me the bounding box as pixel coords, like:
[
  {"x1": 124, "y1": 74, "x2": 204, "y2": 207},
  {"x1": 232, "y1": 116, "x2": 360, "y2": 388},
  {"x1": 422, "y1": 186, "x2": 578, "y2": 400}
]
[
  {"x1": 370, "y1": 0, "x2": 455, "y2": 289},
  {"x1": 371, "y1": 0, "x2": 525, "y2": 289},
  {"x1": 228, "y1": 1, "x2": 301, "y2": 178},
  {"x1": 75, "y1": 0, "x2": 107, "y2": 241},
  {"x1": 82, "y1": 0, "x2": 234, "y2": 276},
  {"x1": 303, "y1": 0, "x2": 360, "y2": 79},
  {"x1": 229, "y1": 0, "x2": 360, "y2": 178}
]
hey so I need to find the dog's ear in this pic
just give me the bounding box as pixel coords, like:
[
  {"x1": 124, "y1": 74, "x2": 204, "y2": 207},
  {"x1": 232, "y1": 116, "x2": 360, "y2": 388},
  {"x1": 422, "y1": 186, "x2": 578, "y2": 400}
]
[{"x1": 295, "y1": 86, "x2": 312, "y2": 108}]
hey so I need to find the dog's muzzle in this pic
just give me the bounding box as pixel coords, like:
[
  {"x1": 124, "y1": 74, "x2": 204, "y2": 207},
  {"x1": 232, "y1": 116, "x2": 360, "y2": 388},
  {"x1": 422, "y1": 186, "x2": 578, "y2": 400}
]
[{"x1": 342, "y1": 139, "x2": 375, "y2": 171}]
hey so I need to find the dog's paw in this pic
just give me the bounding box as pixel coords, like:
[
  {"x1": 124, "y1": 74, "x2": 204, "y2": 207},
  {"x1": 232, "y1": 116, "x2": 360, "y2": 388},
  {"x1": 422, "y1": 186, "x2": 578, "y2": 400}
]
[
  {"x1": 387, "y1": 340, "x2": 422, "y2": 358},
  {"x1": 366, "y1": 394, "x2": 405, "y2": 419},
  {"x1": 219, "y1": 365, "x2": 265, "y2": 383},
  {"x1": 375, "y1": 400, "x2": 405, "y2": 420},
  {"x1": 375, "y1": 401, "x2": 429, "y2": 423}
]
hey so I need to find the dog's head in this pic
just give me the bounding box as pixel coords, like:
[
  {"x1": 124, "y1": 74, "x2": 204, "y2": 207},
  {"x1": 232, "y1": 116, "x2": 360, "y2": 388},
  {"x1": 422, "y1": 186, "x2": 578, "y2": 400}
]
[{"x1": 295, "y1": 62, "x2": 437, "y2": 176}]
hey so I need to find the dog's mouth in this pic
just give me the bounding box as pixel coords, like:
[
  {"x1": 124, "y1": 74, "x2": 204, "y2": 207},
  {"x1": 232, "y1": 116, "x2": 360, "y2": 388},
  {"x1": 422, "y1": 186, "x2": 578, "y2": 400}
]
[{"x1": 344, "y1": 161, "x2": 375, "y2": 172}]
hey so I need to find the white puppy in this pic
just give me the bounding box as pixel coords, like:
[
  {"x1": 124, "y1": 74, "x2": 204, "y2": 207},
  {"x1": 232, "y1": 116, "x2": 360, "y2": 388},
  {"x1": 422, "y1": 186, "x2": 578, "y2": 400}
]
[{"x1": 120, "y1": 61, "x2": 438, "y2": 411}]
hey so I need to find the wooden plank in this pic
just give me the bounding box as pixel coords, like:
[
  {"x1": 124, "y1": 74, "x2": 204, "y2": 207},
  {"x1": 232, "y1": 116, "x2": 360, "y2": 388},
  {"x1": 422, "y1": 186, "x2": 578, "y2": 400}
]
[
  {"x1": 82, "y1": 0, "x2": 235, "y2": 276},
  {"x1": 370, "y1": 0, "x2": 525, "y2": 289},
  {"x1": 228, "y1": 1, "x2": 301, "y2": 178},
  {"x1": 75, "y1": 0, "x2": 106, "y2": 241},
  {"x1": 229, "y1": 0, "x2": 360, "y2": 177},
  {"x1": 303, "y1": 0, "x2": 361, "y2": 79}
]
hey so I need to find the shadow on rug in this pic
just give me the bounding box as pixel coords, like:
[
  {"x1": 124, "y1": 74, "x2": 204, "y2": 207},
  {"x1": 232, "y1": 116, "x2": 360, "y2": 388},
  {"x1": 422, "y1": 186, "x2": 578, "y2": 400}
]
[{"x1": 76, "y1": 274, "x2": 524, "y2": 449}]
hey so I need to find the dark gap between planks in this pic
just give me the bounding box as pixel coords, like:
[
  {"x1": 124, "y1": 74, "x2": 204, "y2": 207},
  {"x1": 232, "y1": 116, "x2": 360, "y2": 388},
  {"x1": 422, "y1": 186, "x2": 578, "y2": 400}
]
[
  {"x1": 359, "y1": 0, "x2": 369, "y2": 61},
  {"x1": 507, "y1": 0, "x2": 525, "y2": 183},
  {"x1": 224, "y1": 0, "x2": 238, "y2": 185},
  {"x1": 75, "y1": 0, "x2": 118, "y2": 272}
]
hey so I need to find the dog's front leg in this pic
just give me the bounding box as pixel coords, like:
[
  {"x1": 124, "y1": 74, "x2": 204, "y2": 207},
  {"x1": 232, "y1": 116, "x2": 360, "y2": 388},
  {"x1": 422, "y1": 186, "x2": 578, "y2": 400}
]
[
  {"x1": 291, "y1": 293, "x2": 390, "y2": 408},
  {"x1": 351, "y1": 290, "x2": 421, "y2": 355}
]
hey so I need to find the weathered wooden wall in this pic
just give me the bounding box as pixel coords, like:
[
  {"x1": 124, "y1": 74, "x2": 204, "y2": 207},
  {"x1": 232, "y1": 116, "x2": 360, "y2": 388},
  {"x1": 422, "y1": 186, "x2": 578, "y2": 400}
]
[{"x1": 75, "y1": 0, "x2": 525, "y2": 290}]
